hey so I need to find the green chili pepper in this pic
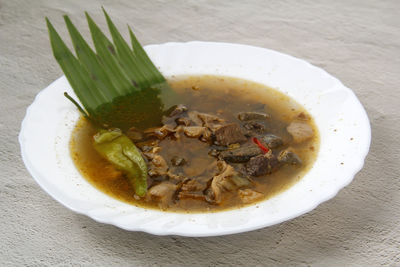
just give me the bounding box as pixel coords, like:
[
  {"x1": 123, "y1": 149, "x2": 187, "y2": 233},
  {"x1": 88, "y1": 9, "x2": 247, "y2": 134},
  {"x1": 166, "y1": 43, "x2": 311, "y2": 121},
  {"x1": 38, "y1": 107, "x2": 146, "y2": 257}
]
[{"x1": 93, "y1": 128, "x2": 147, "y2": 196}]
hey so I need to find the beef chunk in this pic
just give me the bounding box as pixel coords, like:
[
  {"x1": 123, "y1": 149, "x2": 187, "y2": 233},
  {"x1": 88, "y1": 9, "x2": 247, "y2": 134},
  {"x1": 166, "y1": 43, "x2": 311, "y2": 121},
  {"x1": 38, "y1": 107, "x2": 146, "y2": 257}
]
[
  {"x1": 238, "y1": 112, "x2": 270, "y2": 121},
  {"x1": 214, "y1": 123, "x2": 247, "y2": 146},
  {"x1": 220, "y1": 144, "x2": 262, "y2": 163},
  {"x1": 260, "y1": 134, "x2": 283, "y2": 148},
  {"x1": 287, "y1": 121, "x2": 314, "y2": 143},
  {"x1": 278, "y1": 149, "x2": 302, "y2": 165},
  {"x1": 147, "y1": 182, "x2": 178, "y2": 209},
  {"x1": 246, "y1": 154, "x2": 279, "y2": 176}
]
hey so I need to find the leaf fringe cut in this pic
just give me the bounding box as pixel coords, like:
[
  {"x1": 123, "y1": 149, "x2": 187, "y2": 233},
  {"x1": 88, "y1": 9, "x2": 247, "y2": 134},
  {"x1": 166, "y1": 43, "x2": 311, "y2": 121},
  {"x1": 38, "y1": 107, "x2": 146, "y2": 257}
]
[{"x1": 46, "y1": 9, "x2": 173, "y2": 130}]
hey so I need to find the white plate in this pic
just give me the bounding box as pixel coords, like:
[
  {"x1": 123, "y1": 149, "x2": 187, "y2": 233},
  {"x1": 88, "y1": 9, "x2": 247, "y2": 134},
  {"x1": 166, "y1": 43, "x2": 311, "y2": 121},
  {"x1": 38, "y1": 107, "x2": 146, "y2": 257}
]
[{"x1": 19, "y1": 42, "x2": 371, "y2": 237}]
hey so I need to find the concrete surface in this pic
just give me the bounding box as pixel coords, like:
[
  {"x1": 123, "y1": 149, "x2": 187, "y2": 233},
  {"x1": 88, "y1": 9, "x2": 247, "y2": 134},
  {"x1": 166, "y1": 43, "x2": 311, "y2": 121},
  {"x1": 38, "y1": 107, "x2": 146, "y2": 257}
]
[{"x1": 1, "y1": 0, "x2": 399, "y2": 265}]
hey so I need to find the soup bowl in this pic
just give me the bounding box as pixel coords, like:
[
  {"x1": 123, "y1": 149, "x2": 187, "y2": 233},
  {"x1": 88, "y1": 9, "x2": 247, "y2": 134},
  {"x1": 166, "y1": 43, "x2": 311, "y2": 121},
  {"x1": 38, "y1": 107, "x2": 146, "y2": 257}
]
[{"x1": 19, "y1": 42, "x2": 371, "y2": 237}]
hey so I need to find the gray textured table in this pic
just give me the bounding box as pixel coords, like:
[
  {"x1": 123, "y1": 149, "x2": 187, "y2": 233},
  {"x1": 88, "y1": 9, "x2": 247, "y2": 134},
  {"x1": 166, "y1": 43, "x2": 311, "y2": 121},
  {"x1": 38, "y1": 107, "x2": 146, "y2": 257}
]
[{"x1": 1, "y1": 0, "x2": 399, "y2": 266}]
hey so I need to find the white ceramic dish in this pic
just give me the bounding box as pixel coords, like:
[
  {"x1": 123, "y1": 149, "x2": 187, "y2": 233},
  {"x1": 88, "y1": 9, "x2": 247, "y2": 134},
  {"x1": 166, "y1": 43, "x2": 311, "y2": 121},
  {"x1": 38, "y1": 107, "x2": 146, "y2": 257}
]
[{"x1": 19, "y1": 42, "x2": 371, "y2": 237}]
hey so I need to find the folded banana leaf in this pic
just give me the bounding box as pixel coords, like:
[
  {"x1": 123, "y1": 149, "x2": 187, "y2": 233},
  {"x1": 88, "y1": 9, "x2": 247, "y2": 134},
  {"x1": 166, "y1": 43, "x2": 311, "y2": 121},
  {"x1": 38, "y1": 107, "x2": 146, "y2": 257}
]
[{"x1": 46, "y1": 8, "x2": 175, "y2": 130}]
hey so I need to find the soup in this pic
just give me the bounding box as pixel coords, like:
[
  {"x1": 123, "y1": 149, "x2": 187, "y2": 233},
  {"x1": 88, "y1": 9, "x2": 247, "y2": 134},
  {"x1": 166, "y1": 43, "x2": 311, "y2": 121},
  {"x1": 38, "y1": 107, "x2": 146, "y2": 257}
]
[{"x1": 70, "y1": 75, "x2": 319, "y2": 212}]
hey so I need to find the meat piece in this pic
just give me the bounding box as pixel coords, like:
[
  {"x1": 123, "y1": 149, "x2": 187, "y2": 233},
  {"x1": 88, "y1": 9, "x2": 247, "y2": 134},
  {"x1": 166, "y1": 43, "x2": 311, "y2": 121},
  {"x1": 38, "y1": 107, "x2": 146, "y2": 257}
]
[
  {"x1": 186, "y1": 111, "x2": 224, "y2": 130},
  {"x1": 183, "y1": 126, "x2": 207, "y2": 138},
  {"x1": 197, "y1": 112, "x2": 224, "y2": 129},
  {"x1": 145, "y1": 147, "x2": 188, "y2": 181},
  {"x1": 144, "y1": 124, "x2": 176, "y2": 140},
  {"x1": 181, "y1": 125, "x2": 212, "y2": 142},
  {"x1": 246, "y1": 154, "x2": 279, "y2": 176},
  {"x1": 238, "y1": 189, "x2": 264, "y2": 204},
  {"x1": 171, "y1": 156, "x2": 186, "y2": 166},
  {"x1": 148, "y1": 183, "x2": 177, "y2": 197},
  {"x1": 172, "y1": 125, "x2": 184, "y2": 140},
  {"x1": 162, "y1": 104, "x2": 188, "y2": 128},
  {"x1": 220, "y1": 144, "x2": 262, "y2": 163},
  {"x1": 234, "y1": 163, "x2": 249, "y2": 177},
  {"x1": 278, "y1": 149, "x2": 302, "y2": 165},
  {"x1": 181, "y1": 179, "x2": 206, "y2": 192},
  {"x1": 208, "y1": 161, "x2": 238, "y2": 204},
  {"x1": 148, "y1": 164, "x2": 168, "y2": 177},
  {"x1": 260, "y1": 134, "x2": 283, "y2": 148},
  {"x1": 230, "y1": 175, "x2": 251, "y2": 188},
  {"x1": 199, "y1": 128, "x2": 213, "y2": 143},
  {"x1": 136, "y1": 139, "x2": 159, "y2": 151},
  {"x1": 161, "y1": 116, "x2": 176, "y2": 128},
  {"x1": 145, "y1": 152, "x2": 169, "y2": 176},
  {"x1": 143, "y1": 147, "x2": 161, "y2": 159},
  {"x1": 287, "y1": 121, "x2": 314, "y2": 143},
  {"x1": 242, "y1": 121, "x2": 268, "y2": 134},
  {"x1": 208, "y1": 149, "x2": 220, "y2": 157},
  {"x1": 165, "y1": 171, "x2": 186, "y2": 182},
  {"x1": 168, "y1": 104, "x2": 188, "y2": 117},
  {"x1": 214, "y1": 123, "x2": 247, "y2": 146},
  {"x1": 228, "y1": 143, "x2": 241, "y2": 150},
  {"x1": 162, "y1": 104, "x2": 187, "y2": 127},
  {"x1": 178, "y1": 178, "x2": 208, "y2": 201},
  {"x1": 149, "y1": 146, "x2": 161, "y2": 154},
  {"x1": 147, "y1": 182, "x2": 178, "y2": 209},
  {"x1": 176, "y1": 117, "x2": 191, "y2": 126},
  {"x1": 152, "y1": 154, "x2": 168, "y2": 168},
  {"x1": 187, "y1": 111, "x2": 204, "y2": 126},
  {"x1": 237, "y1": 112, "x2": 270, "y2": 121},
  {"x1": 144, "y1": 122, "x2": 195, "y2": 141}
]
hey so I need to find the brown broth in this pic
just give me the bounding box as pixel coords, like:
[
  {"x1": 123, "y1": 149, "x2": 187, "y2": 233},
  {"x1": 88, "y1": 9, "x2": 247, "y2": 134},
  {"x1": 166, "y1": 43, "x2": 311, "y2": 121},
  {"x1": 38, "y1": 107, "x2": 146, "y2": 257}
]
[{"x1": 70, "y1": 75, "x2": 319, "y2": 213}]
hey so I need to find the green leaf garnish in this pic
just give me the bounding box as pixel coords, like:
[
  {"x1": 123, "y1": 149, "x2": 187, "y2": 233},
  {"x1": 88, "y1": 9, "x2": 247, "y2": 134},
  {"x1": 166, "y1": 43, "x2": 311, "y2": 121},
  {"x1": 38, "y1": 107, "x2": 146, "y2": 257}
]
[{"x1": 46, "y1": 9, "x2": 174, "y2": 130}]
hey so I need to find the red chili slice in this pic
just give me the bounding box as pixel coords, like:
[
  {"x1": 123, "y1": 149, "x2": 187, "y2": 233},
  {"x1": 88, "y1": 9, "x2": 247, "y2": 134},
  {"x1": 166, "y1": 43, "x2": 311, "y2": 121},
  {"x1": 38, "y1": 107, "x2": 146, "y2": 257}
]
[{"x1": 252, "y1": 137, "x2": 269, "y2": 153}]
